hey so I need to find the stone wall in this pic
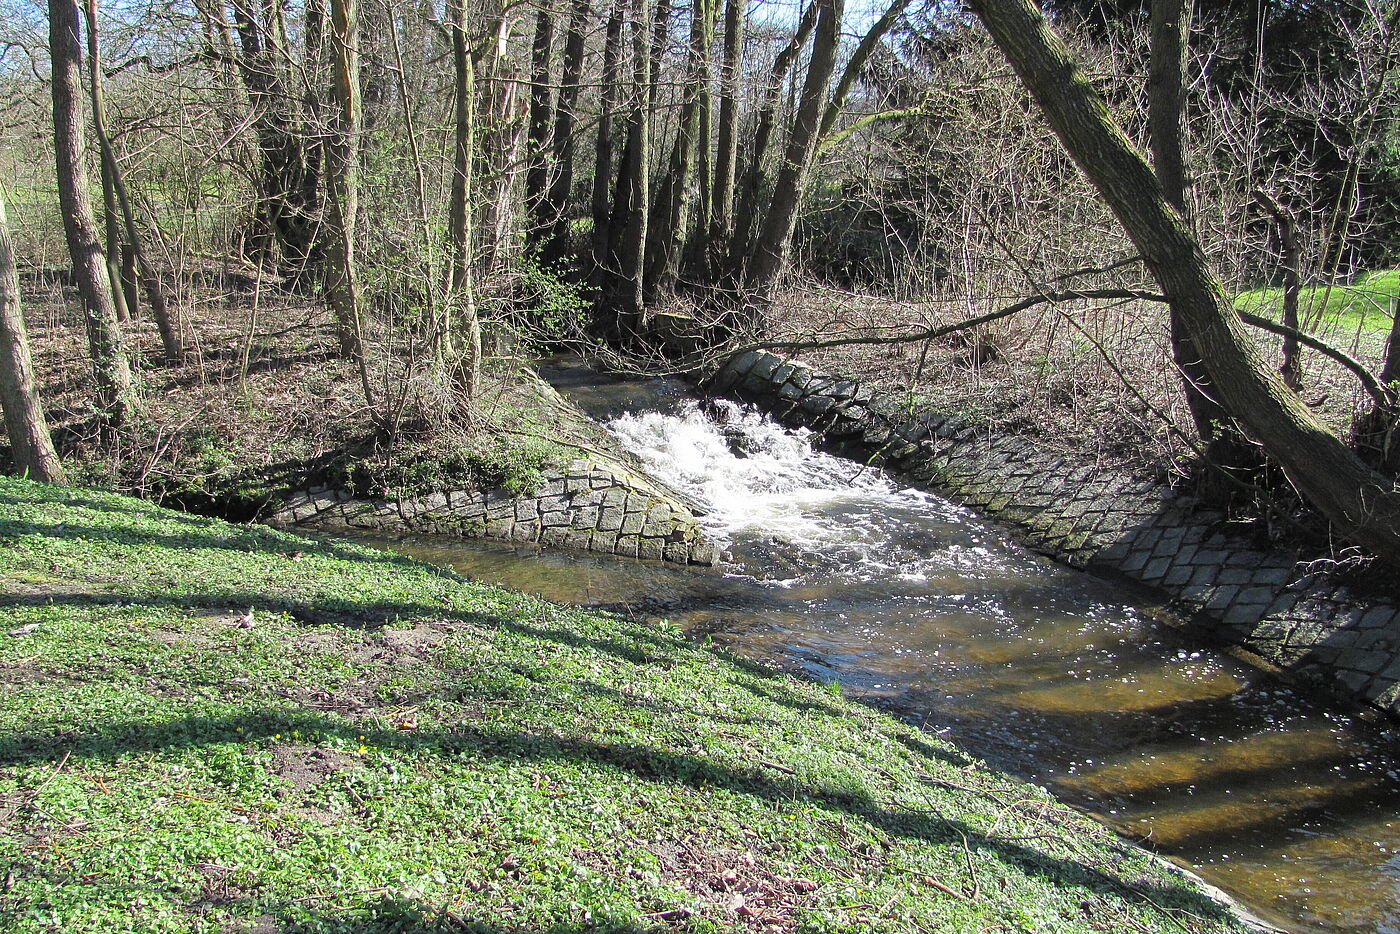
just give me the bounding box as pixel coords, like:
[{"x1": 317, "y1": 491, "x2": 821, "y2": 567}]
[
  {"x1": 271, "y1": 457, "x2": 719, "y2": 566},
  {"x1": 710, "y1": 350, "x2": 1400, "y2": 717}
]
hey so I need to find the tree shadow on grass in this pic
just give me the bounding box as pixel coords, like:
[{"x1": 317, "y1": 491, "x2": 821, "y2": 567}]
[{"x1": 0, "y1": 702, "x2": 1246, "y2": 930}]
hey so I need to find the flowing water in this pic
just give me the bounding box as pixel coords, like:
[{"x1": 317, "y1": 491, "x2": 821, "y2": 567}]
[{"x1": 348, "y1": 362, "x2": 1400, "y2": 934}]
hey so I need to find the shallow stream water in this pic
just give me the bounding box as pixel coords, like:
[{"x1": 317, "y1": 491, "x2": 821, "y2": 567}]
[{"x1": 348, "y1": 361, "x2": 1400, "y2": 934}]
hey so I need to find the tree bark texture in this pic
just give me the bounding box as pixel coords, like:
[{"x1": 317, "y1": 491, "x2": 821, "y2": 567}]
[
  {"x1": 525, "y1": 7, "x2": 556, "y2": 239},
  {"x1": 49, "y1": 0, "x2": 134, "y2": 428},
  {"x1": 0, "y1": 194, "x2": 66, "y2": 484},
  {"x1": 708, "y1": 0, "x2": 744, "y2": 260},
  {"x1": 323, "y1": 0, "x2": 374, "y2": 419},
  {"x1": 743, "y1": 0, "x2": 845, "y2": 305},
  {"x1": 229, "y1": 0, "x2": 322, "y2": 280},
  {"x1": 85, "y1": 0, "x2": 184, "y2": 363},
  {"x1": 1148, "y1": 0, "x2": 1257, "y2": 493},
  {"x1": 727, "y1": 2, "x2": 819, "y2": 284},
  {"x1": 969, "y1": 0, "x2": 1400, "y2": 567},
  {"x1": 590, "y1": 4, "x2": 625, "y2": 285},
  {"x1": 447, "y1": 0, "x2": 482, "y2": 396},
  {"x1": 542, "y1": 0, "x2": 591, "y2": 266}
]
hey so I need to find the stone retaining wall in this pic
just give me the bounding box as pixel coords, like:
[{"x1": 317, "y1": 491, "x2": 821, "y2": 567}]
[
  {"x1": 271, "y1": 457, "x2": 719, "y2": 566},
  {"x1": 710, "y1": 349, "x2": 1400, "y2": 717}
]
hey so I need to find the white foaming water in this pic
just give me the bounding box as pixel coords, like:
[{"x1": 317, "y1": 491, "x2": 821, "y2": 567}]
[{"x1": 607, "y1": 400, "x2": 1006, "y2": 580}]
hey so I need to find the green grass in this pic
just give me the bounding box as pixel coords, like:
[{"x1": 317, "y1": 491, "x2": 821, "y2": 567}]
[
  {"x1": 1235, "y1": 268, "x2": 1400, "y2": 333},
  {"x1": 0, "y1": 478, "x2": 1255, "y2": 934}
]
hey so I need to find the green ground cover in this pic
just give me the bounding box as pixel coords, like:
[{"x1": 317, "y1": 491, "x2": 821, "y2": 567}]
[
  {"x1": 1235, "y1": 268, "x2": 1400, "y2": 334},
  {"x1": 0, "y1": 478, "x2": 1256, "y2": 933}
]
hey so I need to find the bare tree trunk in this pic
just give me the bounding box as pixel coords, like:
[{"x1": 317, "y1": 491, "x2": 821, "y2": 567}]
[
  {"x1": 542, "y1": 0, "x2": 591, "y2": 266},
  {"x1": 0, "y1": 194, "x2": 66, "y2": 484},
  {"x1": 48, "y1": 0, "x2": 134, "y2": 428},
  {"x1": 478, "y1": 10, "x2": 525, "y2": 272},
  {"x1": 611, "y1": 0, "x2": 655, "y2": 328},
  {"x1": 647, "y1": 0, "x2": 715, "y2": 295},
  {"x1": 447, "y1": 0, "x2": 482, "y2": 396},
  {"x1": 229, "y1": 0, "x2": 322, "y2": 281},
  {"x1": 816, "y1": 0, "x2": 908, "y2": 142},
  {"x1": 85, "y1": 1, "x2": 127, "y2": 327},
  {"x1": 708, "y1": 0, "x2": 744, "y2": 260},
  {"x1": 742, "y1": 0, "x2": 844, "y2": 306},
  {"x1": 84, "y1": 0, "x2": 184, "y2": 363},
  {"x1": 591, "y1": 3, "x2": 625, "y2": 284},
  {"x1": 969, "y1": 0, "x2": 1400, "y2": 567},
  {"x1": 525, "y1": 5, "x2": 557, "y2": 240},
  {"x1": 323, "y1": 0, "x2": 376, "y2": 418},
  {"x1": 1253, "y1": 190, "x2": 1303, "y2": 392},
  {"x1": 726, "y1": 2, "x2": 819, "y2": 283},
  {"x1": 1149, "y1": 0, "x2": 1257, "y2": 496}
]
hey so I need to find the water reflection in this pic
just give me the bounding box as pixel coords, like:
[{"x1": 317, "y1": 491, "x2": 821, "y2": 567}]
[{"x1": 343, "y1": 364, "x2": 1400, "y2": 934}]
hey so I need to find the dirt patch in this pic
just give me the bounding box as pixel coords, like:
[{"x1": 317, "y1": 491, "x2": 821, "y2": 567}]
[
  {"x1": 269, "y1": 743, "x2": 360, "y2": 795},
  {"x1": 581, "y1": 836, "x2": 828, "y2": 932}
]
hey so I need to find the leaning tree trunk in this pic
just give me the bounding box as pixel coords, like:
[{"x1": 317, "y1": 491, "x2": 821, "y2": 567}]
[
  {"x1": 84, "y1": 0, "x2": 184, "y2": 363},
  {"x1": 969, "y1": 0, "x2": 1400, "y2": 568},
  {"x1": 0, "y1": 193, "x2": 66, "y2": 484},
  {"x1": 726, "y1": 1, "x2": 819, "y2": 284},
  {"x1": 84, "y1": 0, "x2": 126, "y2": 325},
  {"x1": 742, "y1": 0, "x2": 845, "y2": 308},
  {"x1": 48, "y1": 0, "x2": 135, "y2": 428}
]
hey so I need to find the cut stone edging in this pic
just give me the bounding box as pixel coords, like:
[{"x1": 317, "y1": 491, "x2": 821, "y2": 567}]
[
  {"x1": 269, "y1": 456, "x2": 719, "y2": 566},
  {"x1": 709, "y1": 349, "x2": 1400, "y2": 718}
]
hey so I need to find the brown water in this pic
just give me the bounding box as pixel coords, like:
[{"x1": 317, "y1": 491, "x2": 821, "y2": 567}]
[{"x1": 343, "y1": 361, "x2": 1400, "y2": 934}]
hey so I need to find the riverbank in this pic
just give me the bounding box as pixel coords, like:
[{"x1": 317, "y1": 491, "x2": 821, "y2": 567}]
[{"x1": 0, "y1": 477, "x2": 1261, "y2": 933}]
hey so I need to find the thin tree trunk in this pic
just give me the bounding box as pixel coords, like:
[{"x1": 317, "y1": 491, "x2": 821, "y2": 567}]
[
  {"x1": 84, "y1": 0, "x2": 184, "y2": 363},
  {"x1": 478, "y1": 10, "x2": 525, "y2": 272},
  {"x1": 48, "y1": 0, "x2": 134, "y2": 428},
  {"x1": 742, "y1": 0, "x2": 844, "y2": 307},
  {"x1": 323, "y1": 0, "x2": 375, "y2": 418},
  {"x1": 708, "y1": 0, "x2": 743, "y2": 262},
  {"x1": 543, "y1": 0, "x2": 591, "y2": 266},
  {"x1": 613, "y1": 0, "x2": 655, "y2": 327},
  {"x1": 1253, "y1": 190, "x2": 1303, "y2": 392},
  {"x1": 447, "y1": 0, "x2": 482, "y2": 396},
  {"x1": 969, "y1": 0, "x2": 1400, "y2": 567},
  {"x1": 590, "y1": 3, "x2": 625, "y2": 284},
  {"x1": 525, "y1": 6, "x2": 557, "y2": 240},
  {"x1": 1149, "y1": 0, "x2": 1256, "y2": 495},
  {"x1": 647, "y1": 0, "x2": 714, "y2": 295},
  {"x1": 815, "y1": 0, "x2": 909, "y2": 142},
  {"x1": 0, "y1": 193, "x2": 66, "y2": 484},
  {"x1": 726, "y1": 2, "x2": 819, "y2": 283},
  {"x1": 85, "y1": 0, "x2": 127, "y2": 327}
]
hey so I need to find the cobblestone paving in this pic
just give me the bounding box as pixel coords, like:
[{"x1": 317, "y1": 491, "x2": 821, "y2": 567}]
[{"x1": 271, "y1": 457, "x2": 719, "y2": 566}]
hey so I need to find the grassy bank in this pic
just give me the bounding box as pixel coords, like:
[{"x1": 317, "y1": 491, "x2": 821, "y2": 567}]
[
  {"x1": 1234, "y1": 268, "x2": 1400, "y2": 334},
  {"x1": 0, "y1": 478, "x2": 1256, "y2": 934}
]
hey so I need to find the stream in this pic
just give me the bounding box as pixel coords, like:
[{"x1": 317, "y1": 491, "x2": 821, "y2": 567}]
[{"x1": 346, "y1": 361, "x2": 1400, "y2": 934}]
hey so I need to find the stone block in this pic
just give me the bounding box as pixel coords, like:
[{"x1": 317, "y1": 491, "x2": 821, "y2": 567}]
[
  {"x1": 616, "y1": 534, "x2": 641, "y2": 558},
  {"x1": 571, "y1": 506, "x2": 600, "y2": 530},
  {"x1": 638, "y1": 536, "x2": 666, "y2": 560},
  {"x1": 598, "y1": 506, "x2": 625, "y2": 532}
]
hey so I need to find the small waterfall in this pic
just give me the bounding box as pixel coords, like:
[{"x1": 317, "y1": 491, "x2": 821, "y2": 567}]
[{"x1": 607, "y1": 400, "x2": 1017, "y2": 584}]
